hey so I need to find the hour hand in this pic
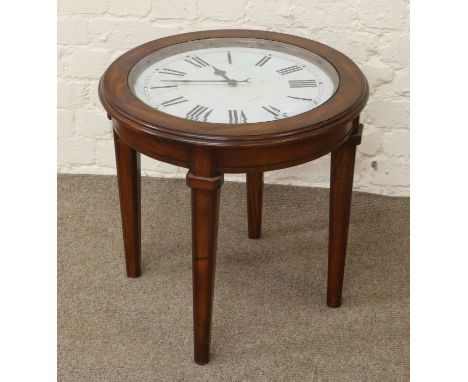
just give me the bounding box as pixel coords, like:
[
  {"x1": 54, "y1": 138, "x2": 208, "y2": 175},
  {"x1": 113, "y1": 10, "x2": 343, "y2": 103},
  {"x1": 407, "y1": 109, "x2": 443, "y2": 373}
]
[
  {"x1": 211, "y1": 65, "x2": 236, "y2": 86},
  {"x1": 211, "y1": 65, "x2": 226, "y2": 75}
]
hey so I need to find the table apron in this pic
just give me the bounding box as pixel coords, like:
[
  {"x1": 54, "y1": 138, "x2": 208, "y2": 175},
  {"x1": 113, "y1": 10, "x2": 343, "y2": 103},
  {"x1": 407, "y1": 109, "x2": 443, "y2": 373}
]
[{"x1": 113, "y1": 119, "x2": 354, "y2": 174}]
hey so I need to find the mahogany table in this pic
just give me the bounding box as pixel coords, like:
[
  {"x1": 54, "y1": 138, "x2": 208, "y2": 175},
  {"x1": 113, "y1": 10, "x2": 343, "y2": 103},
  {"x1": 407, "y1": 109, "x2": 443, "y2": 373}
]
[{"x1": 99, "y1": 30, "x2": 369, "y2": 364}]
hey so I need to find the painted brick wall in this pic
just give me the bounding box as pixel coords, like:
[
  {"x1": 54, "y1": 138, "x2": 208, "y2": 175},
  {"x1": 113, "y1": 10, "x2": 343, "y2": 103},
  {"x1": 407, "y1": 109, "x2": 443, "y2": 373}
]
[{"x1": 58, "y1": 0, "x2": 410, "y2": 196}]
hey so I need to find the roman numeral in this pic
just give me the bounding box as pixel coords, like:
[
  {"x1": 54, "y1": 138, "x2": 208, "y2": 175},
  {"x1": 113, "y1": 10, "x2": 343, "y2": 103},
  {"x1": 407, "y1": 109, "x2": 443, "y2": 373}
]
[
  {"x1": 184, "y1": 56, "x2": 210, "y2": 68},
  {"x1": 287, "y1": 95, "x2": 313, "y2": 101},
  {"x1": 262, "y1": 105, "x2": 285, "y2": 119},
  {"x1": 186, "y1": 105, "x2": 213, "y2": 121},
  {"x1": 227, "y1": 51, "x2": 232, "y2": 64},
  {"x1": 288, "y1": 80, "x2": 317, "y2": 88},
  {"x1": 255, "y1": 54, "x2": 271, "y2": 67},
  {"x1": 160, "y1": 96, "x2": 188, "y2": 107},
  {"x1": 276, "y1": 65, "x2": 303, "y2": 75},
  {"x1": 228, "y1": 110, "x2": 247, "y2": 124},
  {"x1": 159, "y1": 68, "x2": 186, "y2": 76}
]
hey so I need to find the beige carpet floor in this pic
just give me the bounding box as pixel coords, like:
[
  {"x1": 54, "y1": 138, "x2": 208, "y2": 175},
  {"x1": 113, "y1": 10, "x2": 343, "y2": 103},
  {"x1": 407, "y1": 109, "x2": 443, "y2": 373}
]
[{"x1": 58, "y1": 174, "x2": 409, "y2": 381}]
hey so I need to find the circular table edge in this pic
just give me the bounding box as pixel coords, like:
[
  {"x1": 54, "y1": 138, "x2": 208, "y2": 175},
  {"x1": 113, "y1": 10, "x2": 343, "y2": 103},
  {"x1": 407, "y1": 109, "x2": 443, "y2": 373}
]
[{"x1": 99, "y1": 29, "x2": 369, "y2": 146}]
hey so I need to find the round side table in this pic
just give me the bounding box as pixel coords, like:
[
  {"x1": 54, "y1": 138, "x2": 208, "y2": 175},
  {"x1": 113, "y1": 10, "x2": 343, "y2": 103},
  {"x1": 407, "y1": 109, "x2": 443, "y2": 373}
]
[{"x1": 99, "y1": 30, "x2": 369, "y2": 364}]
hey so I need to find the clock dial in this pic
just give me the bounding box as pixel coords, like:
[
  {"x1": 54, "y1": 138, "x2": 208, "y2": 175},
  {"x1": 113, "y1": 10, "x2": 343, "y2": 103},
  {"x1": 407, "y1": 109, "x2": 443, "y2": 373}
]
[{"x1": 129, "y1": 38, "x2": 339, "y2": 124}]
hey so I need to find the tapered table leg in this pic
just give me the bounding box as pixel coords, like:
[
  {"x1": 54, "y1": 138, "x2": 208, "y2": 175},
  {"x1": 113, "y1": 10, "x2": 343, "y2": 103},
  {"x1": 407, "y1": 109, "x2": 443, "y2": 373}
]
[
  {"x1": 327, "y1": 122, "x2": 362, "y2": 307},
  {"x1": 186, "y1": 149, "x2": 223, "y2": 365},
  {"x1": 246, "y1": 172, "x2": 264, "y2": 239},
  {"x1": 113, "y1": 129, "x2": 141, "y2": 278}
]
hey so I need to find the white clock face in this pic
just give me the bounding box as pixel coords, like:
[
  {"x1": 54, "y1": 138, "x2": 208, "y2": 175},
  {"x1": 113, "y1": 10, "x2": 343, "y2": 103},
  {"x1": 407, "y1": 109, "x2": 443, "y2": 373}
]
[{"x1": 129, "y1": 38, "x2": 339, "y2": 124}]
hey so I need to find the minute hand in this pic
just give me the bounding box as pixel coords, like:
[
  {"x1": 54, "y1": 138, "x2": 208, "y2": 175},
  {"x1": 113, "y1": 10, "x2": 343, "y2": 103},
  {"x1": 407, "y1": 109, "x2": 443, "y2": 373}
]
[{"x1": 160, "y1": 79, "x2": 250, "y2": 83}]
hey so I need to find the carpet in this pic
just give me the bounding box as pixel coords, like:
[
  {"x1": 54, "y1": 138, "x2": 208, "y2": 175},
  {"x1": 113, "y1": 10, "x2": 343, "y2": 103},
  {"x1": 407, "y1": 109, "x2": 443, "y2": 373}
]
[{"x1": 58, "y1": 174, "x2": 409, "y2": 381}]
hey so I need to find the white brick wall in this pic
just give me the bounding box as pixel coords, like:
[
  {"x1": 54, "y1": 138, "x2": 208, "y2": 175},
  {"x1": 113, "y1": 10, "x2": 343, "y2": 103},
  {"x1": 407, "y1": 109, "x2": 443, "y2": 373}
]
[{"x1": 57, "y1": 0, "x2": 410, "y2": 196}]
